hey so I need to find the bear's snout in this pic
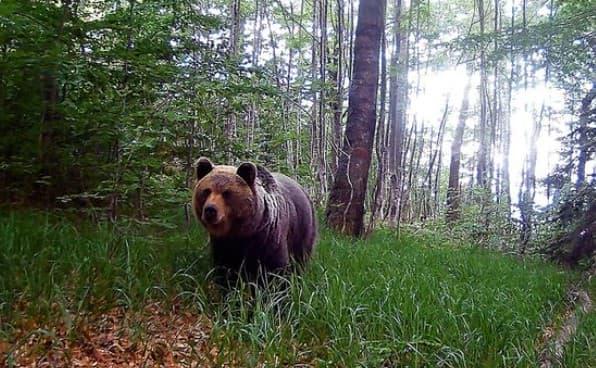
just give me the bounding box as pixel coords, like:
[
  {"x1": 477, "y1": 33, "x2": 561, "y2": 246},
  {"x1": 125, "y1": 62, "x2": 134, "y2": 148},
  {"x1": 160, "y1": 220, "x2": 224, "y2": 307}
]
[{"x1": 202, "y1": 204, "x2": 219, "y2": 224}]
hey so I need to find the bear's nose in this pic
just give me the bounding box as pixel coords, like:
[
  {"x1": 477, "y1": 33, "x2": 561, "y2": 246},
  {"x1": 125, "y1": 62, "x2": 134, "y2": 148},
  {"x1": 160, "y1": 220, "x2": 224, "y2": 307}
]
[{"x1": 203, "y1": 205, "x2": 218, "y2": 223}]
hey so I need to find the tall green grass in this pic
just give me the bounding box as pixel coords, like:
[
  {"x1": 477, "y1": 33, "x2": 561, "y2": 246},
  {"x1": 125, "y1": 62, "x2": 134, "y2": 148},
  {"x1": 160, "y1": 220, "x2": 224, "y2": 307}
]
[
  {"x1": 0, "y1": 211, "x2": 577, "y2": 366},
  {"x1": 563, "y1": 278, "x2": 595, "y2": 368},
  {"x1": 0, "y1": 211, "x2": 212, "y2": 325}
]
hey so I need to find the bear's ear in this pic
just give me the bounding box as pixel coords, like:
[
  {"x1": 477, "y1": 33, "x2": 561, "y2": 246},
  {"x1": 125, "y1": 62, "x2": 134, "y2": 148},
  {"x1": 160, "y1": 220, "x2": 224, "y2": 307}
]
[
  {"x1": 195, "y1": 157, "x2": 214, "y2": 181},
  {"x1": 237, "y1": 162, "x2": 257, "y2": 187}
]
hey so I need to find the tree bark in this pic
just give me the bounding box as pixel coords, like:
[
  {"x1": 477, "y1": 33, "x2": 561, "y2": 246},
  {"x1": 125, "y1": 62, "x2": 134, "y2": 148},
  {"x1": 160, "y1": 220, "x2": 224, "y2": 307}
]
[
  {"x1": 476, "y1": 0, "x2": 489, "y2": 189},
  {"x1": 368, "y1": 24, "x2": 388, "y2": 231},
  {"x1": 329, "y1": 0, "x2": 345, "y2": 175},
  {"x1": 326, "y1": 0, "x2": 386, "y2": 236},
  {"x1": 576, "y1": 82, "x2": 596, "y2": 188},
  {"x1": 519, "y1": 103, "x2": 544, "y2": 251},
  {"x1": 501, "y1": 0, "x2": 515, "y2": 218},
  {"x1": 426, "y1": 100, "x2": 449, "y2": 218},
  {"x1": 386, "y1": 0, "x2": 407, "y2": 225},
  {"x1": 224, "y1": 0, "x2": 242, "y2": 162},
  {"x1": 447, "y1": 71, "x2": 472, "y2": 223}
]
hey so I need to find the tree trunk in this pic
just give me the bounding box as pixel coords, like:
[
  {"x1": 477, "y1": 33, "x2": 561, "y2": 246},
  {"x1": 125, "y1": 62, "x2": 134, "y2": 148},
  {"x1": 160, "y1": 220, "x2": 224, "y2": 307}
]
[
  {"x1": 386, "y1": 0, "x2": 407, "y2": 225},
  {"x1": 329, "y1": 0, "x2": 345, "y2": 175},
  {"x1": 224, "y1": 0, "x2": 242, "y2": 162},
  {"x1": 310, "y1": 0, "x2": 322, "y2": 200},
  {"x1": 446, "y1": 71, "x2": 472, "y2": 223},
  {"x1": 37, "y1": 0, "x2": 75, "y2": 204},
  {"x1": 410, "y1": 123, "x2": 426, "y2": 221},
  {"x1": 576, "y1": 82, "x2": 596, "y2": 188},
  {"x1": 519, "y1": 103, "x2": 544, "y2": 251},
  {"x1": 476, "y1": 0, "x2": 489, "y2": 189},
  {"x1": 326, "y1": 0, "x2": 386, "y2": 236},
  {"x1": 501, "y1": 0, "x2": 515, "y2": 219},
  {"x1": 317, "y1": 0, "x2": 328, "y2": 196},
  {"x1": 426, "y1": 100, "x2": 449, "y2": 218},
  {"x1": 368, "y1": 24, "x2": 388, "y2": 231},
  {"x1": 488, "y1": 0, "x2": 500, "y2": 192}
]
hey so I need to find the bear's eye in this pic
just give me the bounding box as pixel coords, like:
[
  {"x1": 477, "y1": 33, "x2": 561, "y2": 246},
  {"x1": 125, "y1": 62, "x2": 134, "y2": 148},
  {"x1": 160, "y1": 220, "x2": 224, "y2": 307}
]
[
  {"x1": 201, "y1": 188, "x2": 211, "y2": 197},
  {"x1": 222, "y1": 190, "x2": 232, "y2": 199}
]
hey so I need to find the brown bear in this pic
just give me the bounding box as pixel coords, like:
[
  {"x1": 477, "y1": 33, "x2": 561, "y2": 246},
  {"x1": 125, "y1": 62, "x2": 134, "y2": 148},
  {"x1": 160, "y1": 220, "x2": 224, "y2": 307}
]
[{"x1": 192, "y1": 157, "x2": 317, "y2": 285}]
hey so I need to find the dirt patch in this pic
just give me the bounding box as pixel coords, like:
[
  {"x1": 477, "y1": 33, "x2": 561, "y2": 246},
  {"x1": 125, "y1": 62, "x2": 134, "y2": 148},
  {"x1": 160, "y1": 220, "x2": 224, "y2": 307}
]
[{"x1": 1, "y1": 302, "x2": 215, "y2": 367}]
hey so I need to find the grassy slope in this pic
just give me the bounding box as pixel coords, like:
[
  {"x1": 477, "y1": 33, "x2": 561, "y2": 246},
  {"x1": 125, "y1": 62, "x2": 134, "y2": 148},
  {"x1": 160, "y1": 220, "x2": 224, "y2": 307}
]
[{"x1": 0, "y1": 211, "x2": 579, "y2": 367}]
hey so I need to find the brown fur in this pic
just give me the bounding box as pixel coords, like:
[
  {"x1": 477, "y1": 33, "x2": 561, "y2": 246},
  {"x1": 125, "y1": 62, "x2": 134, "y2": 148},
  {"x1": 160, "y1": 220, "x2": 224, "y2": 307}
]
[
  {"x1": 192, "y1": 165, "x2": 255, "y2": 238},
  {"x1": 191, "y1": 157, "x2": 317, "y2": 284}
]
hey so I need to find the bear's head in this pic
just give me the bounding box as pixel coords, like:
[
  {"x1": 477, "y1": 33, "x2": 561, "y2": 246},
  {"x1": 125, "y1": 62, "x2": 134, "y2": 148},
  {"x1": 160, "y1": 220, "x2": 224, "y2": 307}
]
[{"x1": 192, "y1": 157, "x2": 259, "y2": 238}]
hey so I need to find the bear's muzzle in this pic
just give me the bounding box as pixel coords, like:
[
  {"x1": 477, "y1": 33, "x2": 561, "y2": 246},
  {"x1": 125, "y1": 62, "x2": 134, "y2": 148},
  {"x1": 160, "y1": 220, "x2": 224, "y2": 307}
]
[{"x1": 202, "y1": 205, "x2": 219, "y2": 224}]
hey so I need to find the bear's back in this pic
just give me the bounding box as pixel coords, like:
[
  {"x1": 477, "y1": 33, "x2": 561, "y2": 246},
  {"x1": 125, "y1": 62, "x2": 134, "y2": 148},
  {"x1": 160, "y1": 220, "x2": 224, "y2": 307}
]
[{"x1": 272, "y1": 173, "x2": 317, "y2": 265}]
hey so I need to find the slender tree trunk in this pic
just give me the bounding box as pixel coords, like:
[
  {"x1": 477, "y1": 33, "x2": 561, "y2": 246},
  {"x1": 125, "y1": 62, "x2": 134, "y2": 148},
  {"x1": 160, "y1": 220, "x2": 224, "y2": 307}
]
[
  {"x1": 576, "y1": 82, "x2": 596, "y2": 188},
  {"x1": 247, "y1": 0, "x2": 263, "y2": 156},
  {"x1": 489, "y1": 0, "x2": 500, "y2": 193},
  {"x1": 326, "y1": 0, "x2": 386, "y2": 236},
  {"x1": 283, "y1": 2, "x2": 294, "y2": 170},
  {"x1": 398, "y1": 121, "x2": 416, "y2": 222},
  {"x1": 368, "y1": 25, "x2": 388, "y2": 231},
  {"x1": 447, "y1": 71, "x2": 472, "y2": 223},
  {"x1": 411, "y1": 123, "x2": 426, "y2": 221},
  {"x1": 330, "y1": 0, "x2": 345, "y2": 175},
  {"x1": 476, "y1": 0, "x2": 489, "y2": 189},
  {"x1": 294, "y1": 0, "x2": 306, "y2": 173},
  {"x1": 425, "y1": 101, "x2": 449, "y2": 218},
  {"x1": 402, "y1": 121, "x2": 424, "y2": 222},
  {"x1": 38, "y1": 0, "x2": 75, "y2": 204},
  {"x1": 224, "y1": 0, "x2": 242, "y2": 162},
  {"x1": 310, "y1": 0, "x2": 319, "y2": 195},
  {"x1": 433, "y1": 134, "x2": 444, "y2": 216},
  {"x1": 347, "y1": 0, "x2": 355, "y2": 80},
  {"x1": 387, "y1": 0, "x2": 407, "y2": 225},
  {"x1": 519, "y1": 103, "x2": 544, "y2": 251},
  {"x1": 318, "y1": 0, "x2": 329, "y2": 196},
  {"x1": 501, "y1": 0, "x2": 515, "y2": 219}
]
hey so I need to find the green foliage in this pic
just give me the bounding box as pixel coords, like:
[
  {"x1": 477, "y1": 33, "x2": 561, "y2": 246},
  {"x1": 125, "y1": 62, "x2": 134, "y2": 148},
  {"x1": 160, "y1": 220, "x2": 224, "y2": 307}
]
[
  {"x1": 537, "y1": 183, "x2": 596, "y2": 267},
  {"x1": 422, "y1": 187, "x2": 517, "y2": 251},
  {"x1": 0, "y1": 0, "x2": 291, "y2": 219},
  {"x1": 0, "y1": 210, "x2": 578, "y2": 366}
]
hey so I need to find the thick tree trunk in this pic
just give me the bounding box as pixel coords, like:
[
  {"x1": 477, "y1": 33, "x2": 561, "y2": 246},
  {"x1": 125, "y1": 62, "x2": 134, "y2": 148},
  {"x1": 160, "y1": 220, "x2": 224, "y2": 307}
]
[{"x1": 326, "y1": 0, "x2": 386, "y2": 236}]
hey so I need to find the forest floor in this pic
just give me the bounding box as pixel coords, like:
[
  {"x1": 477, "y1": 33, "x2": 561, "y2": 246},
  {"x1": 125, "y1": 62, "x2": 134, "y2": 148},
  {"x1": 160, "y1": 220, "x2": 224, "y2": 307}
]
[{"x1": 0, "y1": 210, "x2": 594, "y2": 367}]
